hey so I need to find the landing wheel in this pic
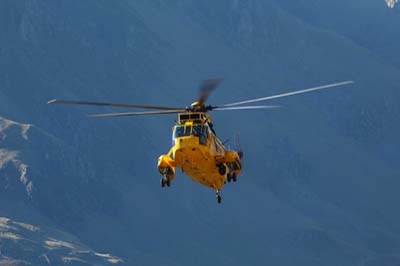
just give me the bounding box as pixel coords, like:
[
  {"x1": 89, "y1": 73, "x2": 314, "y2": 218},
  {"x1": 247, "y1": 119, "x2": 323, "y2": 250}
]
[
  {"x1": 160, "y1": 177, "x2": 171, "y2": 188},
  {"x1": 217, "y1": 195, "x2": 222, "y2": 204}
]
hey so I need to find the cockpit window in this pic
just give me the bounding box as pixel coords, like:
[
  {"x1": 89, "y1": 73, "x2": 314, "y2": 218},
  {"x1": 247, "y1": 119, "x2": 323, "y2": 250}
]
[
  {"x1": 184, "y1": 125, "x2": 191, "y2": 136},
  {"x1": 174, "y1": 125, "x2": 192, "y2": 138},
  {"x1": 174, "y1": 125, "x2": 185, "y2": 138},
  {"x1": 174, "y1": 124, "x2": 208, "y2": 144}
]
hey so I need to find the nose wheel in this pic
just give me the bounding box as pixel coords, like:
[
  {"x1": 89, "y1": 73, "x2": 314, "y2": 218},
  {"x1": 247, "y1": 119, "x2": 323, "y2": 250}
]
[
  {"x1": 216, "y1": 190, "x2": 222, "y2": 204},
  {"x1": 160, "y1": 177, "x2": 171, "y2": 187}
]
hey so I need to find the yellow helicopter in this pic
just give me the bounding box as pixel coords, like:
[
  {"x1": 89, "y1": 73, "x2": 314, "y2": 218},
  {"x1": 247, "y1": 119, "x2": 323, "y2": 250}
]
[{"x1": 48, "y1": 78, "x2": 353, "y2": 203}]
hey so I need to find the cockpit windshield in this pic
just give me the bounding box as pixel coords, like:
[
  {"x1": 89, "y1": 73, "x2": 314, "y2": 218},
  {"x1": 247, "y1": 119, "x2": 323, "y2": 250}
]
[
  {"x1": 173, "y1": 124, "x2": 208, "y2": 144},
  {"x1": 174, "y1": 125, "x2": 191, "y2": 138},
  {"x1": 185, "y1": 126, "x2": 191, "y2": 136},
  {"x1": 174, "y1": 125, "x2": 185, "y2": 138}
]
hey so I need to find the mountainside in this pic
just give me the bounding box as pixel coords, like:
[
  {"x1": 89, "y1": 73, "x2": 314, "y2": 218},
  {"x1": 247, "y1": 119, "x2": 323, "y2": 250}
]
[
  {"x1": 0, "y1": 216, "x2": 122, "y2": 266},
  {"x1": 1, "y1": 1, "x2": 400, "y2": 265},
  {"x1": 0, "y1": 117, "x2": 123, "y2": 265}
]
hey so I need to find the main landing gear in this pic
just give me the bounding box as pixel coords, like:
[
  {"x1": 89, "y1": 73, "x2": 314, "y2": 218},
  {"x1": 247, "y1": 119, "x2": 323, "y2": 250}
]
[
  {"x1": 159, "y1": 167, "x2": 173, "y2": 188},
  {"x1": 160, "y1": 177, "x2": 171, "y2": 187},
  {"x1": 227, "y1": 172, "x2": 237, "y2": 183},
  {"x1": 216, "y1": 189, "x2": 222, "y2": 204}
]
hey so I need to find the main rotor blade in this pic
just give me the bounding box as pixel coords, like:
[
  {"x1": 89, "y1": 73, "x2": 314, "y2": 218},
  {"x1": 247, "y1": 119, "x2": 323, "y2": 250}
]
[
  {"x1": 89, "y1": 110, "x2": 183, "y2": 118},
  {"x1": 212, "y1": 105, "x2": 281, "y2": 111},
  {"x1": 198, "y1": 77, "x2": 223, "y2": 104},
  {"x1": 47, "y1": 99, "x2": 186, "y2": 111},
  {"x1": 222, "y1": 81, "x2": 354, "y2": 107}
]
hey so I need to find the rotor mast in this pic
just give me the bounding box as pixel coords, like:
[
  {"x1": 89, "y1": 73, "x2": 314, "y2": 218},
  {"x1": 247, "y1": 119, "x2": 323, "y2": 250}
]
[{"x1": 188, "y1": 101, "x2": 210, "y2": 113}]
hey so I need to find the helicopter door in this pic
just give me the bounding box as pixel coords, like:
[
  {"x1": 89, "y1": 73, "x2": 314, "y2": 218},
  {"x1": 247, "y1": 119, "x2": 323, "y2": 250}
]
[{"x1": 200, "y1": 126, "x2": 208, "y2": 145}]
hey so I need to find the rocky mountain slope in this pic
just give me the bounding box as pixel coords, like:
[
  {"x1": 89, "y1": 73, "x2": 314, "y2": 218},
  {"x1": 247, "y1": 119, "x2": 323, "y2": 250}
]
[
  {"x1": 0, "y1": 216, "x2": 122, "y2": 265},
  {"x1": 0, "y1": 118, "x2": 123, "y2": 265},
  {"x1": 1, "y1": 0, "x2": 400, "y2": 265}
]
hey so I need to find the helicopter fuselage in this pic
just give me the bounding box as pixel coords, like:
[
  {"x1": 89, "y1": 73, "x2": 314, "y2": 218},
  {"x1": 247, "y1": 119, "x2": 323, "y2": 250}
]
[{"x1": 157, "y1": 112, "x2": 242, "y2": 190}]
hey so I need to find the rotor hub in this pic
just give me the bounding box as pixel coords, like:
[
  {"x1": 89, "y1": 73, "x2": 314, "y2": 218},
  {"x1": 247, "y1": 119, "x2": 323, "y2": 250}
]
[{"x1": 188, "y1": 101, "x2": 213, "y2": 112}]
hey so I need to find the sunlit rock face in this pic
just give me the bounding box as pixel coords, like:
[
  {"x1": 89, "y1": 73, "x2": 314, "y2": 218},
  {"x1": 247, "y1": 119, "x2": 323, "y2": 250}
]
[
  {"x1": 386, "y1": 0, "x2": 399, "y2": 8},
  {"x1": 0, "y1": 216, "x2": 123, "y2": 266}
]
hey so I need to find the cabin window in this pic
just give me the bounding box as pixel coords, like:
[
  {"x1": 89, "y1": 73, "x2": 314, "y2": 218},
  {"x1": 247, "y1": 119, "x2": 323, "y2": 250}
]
[{"x1": 192, "y1": 125, "x2": 201, "y2": 137}]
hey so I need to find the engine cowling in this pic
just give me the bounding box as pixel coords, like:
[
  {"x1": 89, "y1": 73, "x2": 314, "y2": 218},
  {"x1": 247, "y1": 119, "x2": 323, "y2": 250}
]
[{"x1": 224, "y1": 151, "x2": 242, "y2": 173}]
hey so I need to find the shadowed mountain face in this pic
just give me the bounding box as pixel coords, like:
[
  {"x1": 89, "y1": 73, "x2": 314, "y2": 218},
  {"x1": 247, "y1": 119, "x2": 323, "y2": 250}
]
[{"x1": 1, "y1": 1, "x2": 400, "y2": 265}]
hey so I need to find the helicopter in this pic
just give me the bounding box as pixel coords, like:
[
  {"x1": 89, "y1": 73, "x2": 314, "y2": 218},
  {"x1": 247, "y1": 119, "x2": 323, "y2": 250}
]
[{"x1": 48, "y1": 78, "x2": 354, "y2": 203}]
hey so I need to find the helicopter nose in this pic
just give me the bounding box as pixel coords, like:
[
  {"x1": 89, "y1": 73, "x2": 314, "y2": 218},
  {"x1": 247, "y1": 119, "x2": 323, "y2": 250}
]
[{"x1": 176, "y1": 136, "x2": 198, "y2": 148}]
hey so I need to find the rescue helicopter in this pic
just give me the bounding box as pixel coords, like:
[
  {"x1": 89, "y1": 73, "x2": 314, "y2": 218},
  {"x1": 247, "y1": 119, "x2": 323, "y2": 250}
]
[{"x1": 48, "y1": 79, "x2": 354, "y2": 203}]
